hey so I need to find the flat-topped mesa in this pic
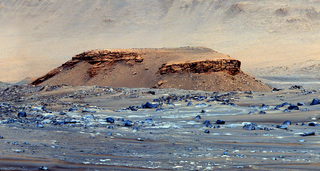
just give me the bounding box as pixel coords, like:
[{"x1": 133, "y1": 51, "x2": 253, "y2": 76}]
[
  {"x1": 158, "y1": 59, "x2": 241, "y2": 75},
  {"x1": 31, "y1": 47, "x2": 271, "y2": 92}
]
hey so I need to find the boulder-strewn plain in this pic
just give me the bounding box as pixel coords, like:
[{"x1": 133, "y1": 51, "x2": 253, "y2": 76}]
[{"x1": 1, "y1": 83, "x2": 320, "y2": 170}]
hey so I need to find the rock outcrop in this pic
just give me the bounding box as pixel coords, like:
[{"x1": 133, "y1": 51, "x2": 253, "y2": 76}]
[
  {"x1": 32, "y1": 50, "x2": 143, "y2": 84},
  {"x1": 31, "y1": 47, "x2": 272, "y2": 92},
  {"x1": 158, "y1": 59, "x2": 241, "y2": 75},
  {"x1": 67, "y1": 50, "x2": 143, "y2": 67}
]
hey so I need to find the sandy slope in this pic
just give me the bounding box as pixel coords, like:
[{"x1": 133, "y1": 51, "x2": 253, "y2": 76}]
[{"x1": 1, "y1": 0, "x2": 320, "y2": 83}]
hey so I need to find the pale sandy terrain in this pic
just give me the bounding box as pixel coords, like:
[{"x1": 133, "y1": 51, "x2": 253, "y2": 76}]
[{"x1": 1, "y1": 0, "x2": 320, "y2": 83}]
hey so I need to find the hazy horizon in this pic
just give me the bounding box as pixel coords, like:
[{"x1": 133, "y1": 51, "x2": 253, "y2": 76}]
[{"x1": 1, "y1": 0, "x2": 320, "y2": 82}]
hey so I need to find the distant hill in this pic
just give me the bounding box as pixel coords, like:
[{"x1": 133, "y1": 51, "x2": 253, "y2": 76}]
[
  {"x1": 0, "y1": 81, "x2": 12, "y2": 90},
  {"x1": 32, "y1": 47, "x2": 272, "y2": 92},
  {"x1": 14, "y1": 77, "x2": 37, "y2": 85}
]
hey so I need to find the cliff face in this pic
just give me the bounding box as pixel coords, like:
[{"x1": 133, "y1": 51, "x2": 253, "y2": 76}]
[
  {"x1": 66, "y1": 50, "x2": 143, "y2": 77},
  {"x1": 31, "y1": 47, "x2": 271, "y2": 92},
  {"x1": 158, "y1": 59, "x2": 241, "y2": 76},
  {"x1": 68, "y1": 50, "x2": 143, "y2": 66},
  {"x1": 32, "y1": 50, "x2": 144, "y2": 85}
]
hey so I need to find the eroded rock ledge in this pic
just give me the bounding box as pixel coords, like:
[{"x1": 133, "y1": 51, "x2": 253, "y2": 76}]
[
  {"x1": 66, "y1": 50, "x2": 143, "y2": 66},
  {"x1": 32, "y1": 50, "x2": 143, "y2": 85},
  {"x1": 158, "y1": 59, "x2": 241, "y2": 75}
]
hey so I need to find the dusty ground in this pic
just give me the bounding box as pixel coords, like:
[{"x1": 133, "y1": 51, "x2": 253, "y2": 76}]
[{"x1": 1, "y1": 83, "x2": 320, "y2": 170}]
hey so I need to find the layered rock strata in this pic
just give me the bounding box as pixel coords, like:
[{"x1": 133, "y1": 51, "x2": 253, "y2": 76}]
[
  {"x1": 158, "y1": 59, "x2": 241, "y2": 75},
  {"x1": 32, "y1": 50, "x2": 143, "y2": 85}
]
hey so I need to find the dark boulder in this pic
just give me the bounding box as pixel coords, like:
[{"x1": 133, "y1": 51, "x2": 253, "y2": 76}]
[
  {"x1": 310, "y1": 98, "x2": 320, "y2": 105},
  {"x1": 187, "y1": 102, "x2": 193, "y2": 106},
  {"x1": 59, "y1": 111, "x2": 66, "y2": 115},
  {"x1": 195, "y1": 115, "x2": 201, "y2": 119},
  {"x1": 288, "y1": 105, "x2": 299, "y2": 110},
  {"x1": 308, "y1": 122, "x2": 318, "y2": 127},
  {"x1": 17, "y1": 111, "x2": 27, "y2": 118},
  {"x1": 216, "y1": 120, "x2": 225, "y2": 124},
  {"x1": 106, "y1": 117, "x2": 114, "y2": 123},
  {"x1": 203, "y1": 120, "x2": 213, "y2": 128},
  {"x1": 142, "y1": 102, "x2": 159, "y2": 109},
  {"x1": 272, "y1": 88, "x2": 282, "y2": 91},
  {"x1": 301, "y1": 132, "x2": 315, "y2": 136},
  {"x1": 243, "y1": 123, "x2": 257, "y2": 130},
  {"x1": 289, "y1": 85, "x2": 303, "y2": 90},
  {"x1": 259, "y1": 111, "x2": 266, "y2": 114},
  {"x1": 68, "y1": 107, "x2": 78, "y2": 111},
  {"x1": 148, "y1": 91, "x2": 155, "y2": 95},
  {"x1": 145, "y1": 118, "x2": 153, "y2": 123},
  {"x1": 206, "y1": 123, "x2": 213, "y2": 128},
  {"x1": 203, "y1": 120, "x2": 210, "y2": 125},
  {"x1": 283, "y1": 120, "x2": 291, "y2": 125},
  {"x1": 124, "y1": 120, "x2": 133, "y2": 126},
  {"x1": 260, "y1": 104, "x2": 269, "y2": 110}
]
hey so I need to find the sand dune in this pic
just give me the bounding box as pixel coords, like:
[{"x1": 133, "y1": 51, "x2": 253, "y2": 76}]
[{"x1": 1, "y1": 0, "x2": 320, "y2": 82}]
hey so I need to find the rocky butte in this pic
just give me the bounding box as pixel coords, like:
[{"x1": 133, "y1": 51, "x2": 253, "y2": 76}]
[{"x1": 32, "y1": 47, "x2": 271, "y2": 92}]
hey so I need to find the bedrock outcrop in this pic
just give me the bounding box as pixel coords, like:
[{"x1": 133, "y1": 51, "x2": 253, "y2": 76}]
[
  {"x1": 158, "y1": 59, "x2": 241, "y2": 75},
  {"x1": 32, "y1": 50, "x2": 143, "y2": 85}
]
